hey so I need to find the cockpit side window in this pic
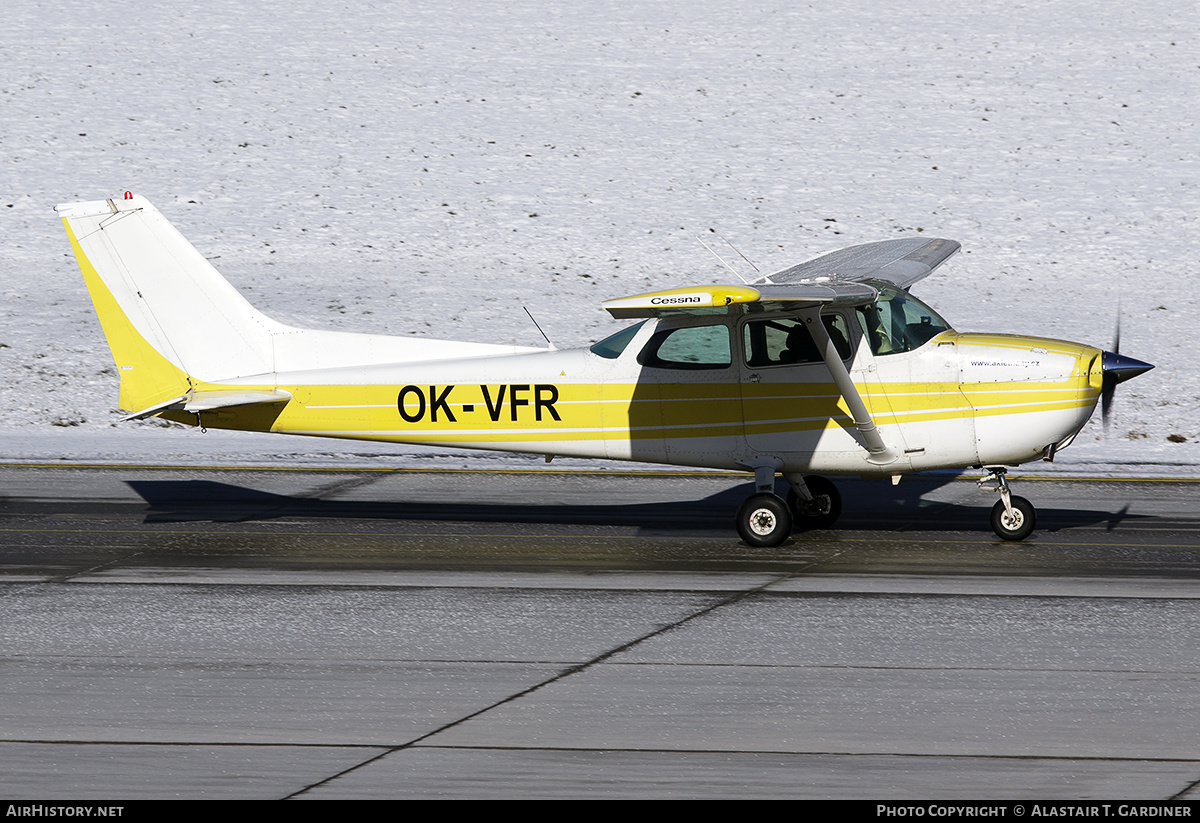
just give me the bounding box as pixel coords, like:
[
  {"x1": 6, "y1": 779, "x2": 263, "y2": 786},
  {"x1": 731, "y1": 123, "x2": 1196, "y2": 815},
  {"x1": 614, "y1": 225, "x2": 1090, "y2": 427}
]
[
  {"x1": 856, "y1": 287, "x2": 952, "y2": 356},
  {"x1": 742, "y1": 314, "x2": 851, "y2": 367},
  {"x1": 637, "y1": 323, "x2": 731, "y2": 370}
]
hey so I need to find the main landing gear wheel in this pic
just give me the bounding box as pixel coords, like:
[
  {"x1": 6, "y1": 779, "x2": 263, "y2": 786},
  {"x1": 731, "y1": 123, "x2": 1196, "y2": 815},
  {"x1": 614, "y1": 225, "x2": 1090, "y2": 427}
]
[
  {"x1": 786, "y1": 475, "x2": 842, "y2": 531},
  {"x1": 736, "y1": 493, "x2": 792, "y2": 548},
  {"x1": 990, "y1": 496, "x2": 1036, "y2": 541}
]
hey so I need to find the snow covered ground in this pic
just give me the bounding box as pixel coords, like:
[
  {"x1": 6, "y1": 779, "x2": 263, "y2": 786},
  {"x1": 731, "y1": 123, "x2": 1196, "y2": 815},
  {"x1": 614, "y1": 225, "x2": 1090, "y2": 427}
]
[{"x1": 3, "y1": 0, "x2": 1197, "y2": 474}]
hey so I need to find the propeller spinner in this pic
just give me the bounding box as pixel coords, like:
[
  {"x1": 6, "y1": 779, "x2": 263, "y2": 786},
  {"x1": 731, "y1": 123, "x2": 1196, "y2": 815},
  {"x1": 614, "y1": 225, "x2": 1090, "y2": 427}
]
[{"x1": 1100, "y1": 319, "x2": 1154, "y2": 429}]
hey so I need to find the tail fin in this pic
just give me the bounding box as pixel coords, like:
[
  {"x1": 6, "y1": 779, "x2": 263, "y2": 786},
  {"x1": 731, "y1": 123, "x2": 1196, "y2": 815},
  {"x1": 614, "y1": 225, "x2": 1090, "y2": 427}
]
[
  {"x1": 60, "y1": 194, "x2": 549, "y2": 417},
  {"x1": 59, "y1": 196, "x2": 282, "y2": 412}
]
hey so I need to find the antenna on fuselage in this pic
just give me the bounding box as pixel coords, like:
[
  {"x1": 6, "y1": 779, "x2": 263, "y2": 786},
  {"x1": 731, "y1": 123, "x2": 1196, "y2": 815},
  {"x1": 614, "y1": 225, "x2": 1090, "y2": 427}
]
[
  {"x1": 694, "y1": 231, "x2": 751, "y2": 284},
  {"x1": 712, "y1": 229, "x2": 760, "y2": 274},
  {"x1": 523, "y1": 306, "x2": 557, "y2": 350}
]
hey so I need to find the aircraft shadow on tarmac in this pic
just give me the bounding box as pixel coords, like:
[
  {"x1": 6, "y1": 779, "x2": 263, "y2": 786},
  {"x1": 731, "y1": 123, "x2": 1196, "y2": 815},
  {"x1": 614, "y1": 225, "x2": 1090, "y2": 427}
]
[{"x1": 124, "y1": 475, "x2": 1151, "y2": 536}]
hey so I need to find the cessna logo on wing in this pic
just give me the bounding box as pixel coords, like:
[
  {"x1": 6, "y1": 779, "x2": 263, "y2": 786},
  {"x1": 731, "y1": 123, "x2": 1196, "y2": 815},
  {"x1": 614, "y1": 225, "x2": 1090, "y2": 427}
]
[
  {"x1": 397, "y1": 384, "x2": 562, "y2": 423},
  {"x1": 649, "y1": 294, "x2": 704, "y2": 306}
]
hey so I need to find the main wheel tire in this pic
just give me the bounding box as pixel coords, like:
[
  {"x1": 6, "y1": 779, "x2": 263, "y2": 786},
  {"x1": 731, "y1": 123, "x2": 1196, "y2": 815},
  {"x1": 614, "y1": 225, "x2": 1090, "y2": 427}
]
[
  {"x1": 736, "y1": 493, "x2": 793, "y2": 547},
  {"x1": 990, "y1": 496, "x2": 1036, "y2": 541},
  {"x1": 786, "y1": 475, "x2": 842, "y2": 530}
]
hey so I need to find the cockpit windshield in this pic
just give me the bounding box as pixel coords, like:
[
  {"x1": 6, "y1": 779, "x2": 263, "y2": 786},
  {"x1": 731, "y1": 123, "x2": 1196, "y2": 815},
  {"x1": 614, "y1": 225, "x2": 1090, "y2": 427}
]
[{"x1": 855, "y1": 285, "x2": 952, "y2": 356}]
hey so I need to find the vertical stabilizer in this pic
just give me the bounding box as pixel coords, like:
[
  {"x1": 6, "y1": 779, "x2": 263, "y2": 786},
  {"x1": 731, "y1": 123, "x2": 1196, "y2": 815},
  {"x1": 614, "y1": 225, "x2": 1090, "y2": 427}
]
[{"x1": 59, "y1": 196, "x2": 282, "y2": 411}]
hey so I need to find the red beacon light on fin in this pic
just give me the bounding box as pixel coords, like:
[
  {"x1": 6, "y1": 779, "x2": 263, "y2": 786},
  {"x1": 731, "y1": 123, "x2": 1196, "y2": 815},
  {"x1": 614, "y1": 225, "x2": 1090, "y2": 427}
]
[{"x1": 124, "y1": 191, "x2": 133, "y2": 200}]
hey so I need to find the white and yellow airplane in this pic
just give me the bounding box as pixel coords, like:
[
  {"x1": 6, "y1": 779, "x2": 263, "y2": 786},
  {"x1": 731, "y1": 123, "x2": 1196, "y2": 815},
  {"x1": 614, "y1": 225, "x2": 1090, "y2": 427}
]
[{"x1": 58, "y1": 194, "x2": 1152, "y2": 546}]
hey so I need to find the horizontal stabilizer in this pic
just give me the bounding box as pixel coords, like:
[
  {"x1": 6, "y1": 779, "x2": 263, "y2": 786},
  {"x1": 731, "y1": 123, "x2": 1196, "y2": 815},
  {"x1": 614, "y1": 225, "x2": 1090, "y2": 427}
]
[{"x1": 123, "y1": 389, "x2": 293, "y2": 421}]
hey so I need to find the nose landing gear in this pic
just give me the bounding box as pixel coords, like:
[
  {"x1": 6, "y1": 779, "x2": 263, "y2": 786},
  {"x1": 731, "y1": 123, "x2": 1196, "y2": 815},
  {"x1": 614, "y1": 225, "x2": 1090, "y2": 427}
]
[{"x1": 979, "y1": 467, "x2": 1036, "y2": 541}]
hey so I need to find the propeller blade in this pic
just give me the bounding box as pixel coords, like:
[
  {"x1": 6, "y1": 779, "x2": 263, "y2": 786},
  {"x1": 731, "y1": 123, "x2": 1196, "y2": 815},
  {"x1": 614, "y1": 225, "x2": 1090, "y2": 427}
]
[
  {"x1": 1104, "y1": 313, "x2": 1119, "y2": 430},
  {"x1": 1101, "y1": 375, "x2": 1115, "y2": 431}
]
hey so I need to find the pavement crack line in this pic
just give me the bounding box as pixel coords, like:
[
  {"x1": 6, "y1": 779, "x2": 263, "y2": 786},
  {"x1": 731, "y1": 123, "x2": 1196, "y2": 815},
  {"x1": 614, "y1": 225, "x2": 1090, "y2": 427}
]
[
  {"x1": 2, "y1": 473, "x2": 401, "y2": 590},
  {"x1": 283, "y1": 568, "x2": 801, "y2": 799},
  {"x1": 0, "y1": 531, "x2": 206, "y2": 593},
  {"x1": 1169, "y1": 772, "x2": 1200, "y2": 801}
]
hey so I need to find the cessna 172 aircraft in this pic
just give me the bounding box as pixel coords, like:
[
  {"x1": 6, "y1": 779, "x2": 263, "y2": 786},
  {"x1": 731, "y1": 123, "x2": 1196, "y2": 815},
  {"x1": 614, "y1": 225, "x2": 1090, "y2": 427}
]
[{"x1": 58, "y1": 194, "x2": 1152, "y2": 546}]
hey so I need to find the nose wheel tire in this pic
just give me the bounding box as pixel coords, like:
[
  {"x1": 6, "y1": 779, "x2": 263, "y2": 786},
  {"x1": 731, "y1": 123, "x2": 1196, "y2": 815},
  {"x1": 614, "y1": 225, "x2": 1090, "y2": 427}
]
[
  {"x1": 990, "y1": 496, "x2": 1036, "y2": 541},
  {"x1": 736, "y1": 493, "x2": 792, "y2": 547},
  {"x1": 786, "y1": 475, "x2": 842, "y2": 530}
]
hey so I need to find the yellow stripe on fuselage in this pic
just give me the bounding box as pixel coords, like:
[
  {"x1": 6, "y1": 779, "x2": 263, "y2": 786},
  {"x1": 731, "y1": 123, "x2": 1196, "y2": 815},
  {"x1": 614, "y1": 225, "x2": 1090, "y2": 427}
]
[{"x1": 178, "y1": 370, "x2": 1098, "y2": 451}]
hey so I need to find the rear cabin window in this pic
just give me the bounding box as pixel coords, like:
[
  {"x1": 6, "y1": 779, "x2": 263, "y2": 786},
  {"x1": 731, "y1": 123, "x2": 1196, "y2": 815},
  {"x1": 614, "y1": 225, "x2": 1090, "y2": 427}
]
[{"x1": 637, "y1": 324, "x2": 731, "y2": 370}]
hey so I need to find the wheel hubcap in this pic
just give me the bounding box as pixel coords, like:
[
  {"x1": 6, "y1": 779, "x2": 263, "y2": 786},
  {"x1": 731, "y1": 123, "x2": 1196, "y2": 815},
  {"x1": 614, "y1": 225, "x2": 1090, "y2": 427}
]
[
  {"x1": 1001, "y1": 509, "x2": 1024, "y2": 530},
  {"x1": 748, "y1": 508, "x2": 777, "y2": 536}
]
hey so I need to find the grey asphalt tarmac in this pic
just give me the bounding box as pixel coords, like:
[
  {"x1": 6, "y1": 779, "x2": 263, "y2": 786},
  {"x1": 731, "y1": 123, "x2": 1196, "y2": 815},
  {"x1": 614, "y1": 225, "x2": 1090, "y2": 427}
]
[{"x1": 2, "y1": 465, "x2": 1199, "y2": 799}]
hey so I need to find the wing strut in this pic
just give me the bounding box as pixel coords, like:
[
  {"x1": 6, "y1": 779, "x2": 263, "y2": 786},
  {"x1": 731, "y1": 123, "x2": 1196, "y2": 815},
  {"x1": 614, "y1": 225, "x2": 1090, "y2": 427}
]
[{"x1": 798, "y1": 307, "x2": 899, "y2": 466}]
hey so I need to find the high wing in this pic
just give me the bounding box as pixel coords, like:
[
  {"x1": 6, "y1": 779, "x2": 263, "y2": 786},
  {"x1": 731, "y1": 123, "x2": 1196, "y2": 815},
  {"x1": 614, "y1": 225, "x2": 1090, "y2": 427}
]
[
  {"x1": 764, "y1": 237, "x2": 960, "y2": 289},
  {"x1": 603, "y1": 238, "x2": 959, "y2": 318}
]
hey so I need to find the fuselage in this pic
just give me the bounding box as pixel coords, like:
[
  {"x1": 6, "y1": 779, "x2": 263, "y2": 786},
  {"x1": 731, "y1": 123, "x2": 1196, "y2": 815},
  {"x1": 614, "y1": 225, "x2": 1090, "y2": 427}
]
[
  {"x1": 57, "y1": 194, "x2": 1108, "y2": 480},
  {"x1": 180, "y1": 307, "x2": 1103, "y2": 477}
]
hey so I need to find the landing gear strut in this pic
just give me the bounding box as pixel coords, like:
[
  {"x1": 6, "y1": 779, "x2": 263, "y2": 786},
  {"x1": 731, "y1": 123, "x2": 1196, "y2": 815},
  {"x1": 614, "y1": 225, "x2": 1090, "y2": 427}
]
[
  {"x1": 979, "y1": 467, "x2": 1036, "y2": 541},
  {"x1": 785, "y1": 474, "x2": 842, "y2": 531}
]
